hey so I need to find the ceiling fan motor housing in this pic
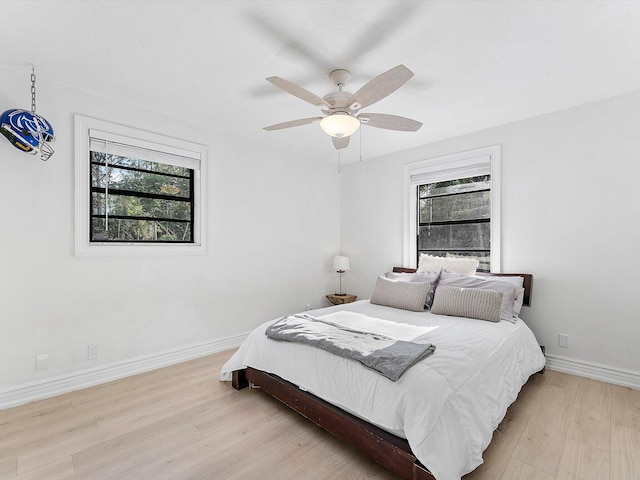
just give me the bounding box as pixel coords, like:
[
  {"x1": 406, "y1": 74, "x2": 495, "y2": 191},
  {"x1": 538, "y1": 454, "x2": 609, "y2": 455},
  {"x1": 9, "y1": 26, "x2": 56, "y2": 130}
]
[
  {"x1": 263, "y1": 64, "x2": 421, "y2": 147},
  {"x1": 322, "y1": 91, "x2": 357, "y2": 113},
  {"x1": 324, "y1": 69, "x2": 362, "y2": 114}
]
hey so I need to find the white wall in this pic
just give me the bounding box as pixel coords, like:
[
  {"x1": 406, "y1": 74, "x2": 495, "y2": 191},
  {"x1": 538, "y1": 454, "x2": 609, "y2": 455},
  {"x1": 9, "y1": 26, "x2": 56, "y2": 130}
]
[
  {"x1": 3, "y1": 63, "x2": 638, "y2": 402},
  {"x1": 340, "y1": 91, "x2": 640, "y2": 380},
  {"x1": 0, "y1": 69, "x2": 341, "y2": 397}
]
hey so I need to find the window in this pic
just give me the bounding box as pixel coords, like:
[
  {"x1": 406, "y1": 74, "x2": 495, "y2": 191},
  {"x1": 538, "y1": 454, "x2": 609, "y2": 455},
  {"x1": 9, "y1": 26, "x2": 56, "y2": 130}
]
[
  {"x1": 418, "y1": 175, "x2": 491, "y2": 271},
  {"x1": 75, "y1": 115, "x2": 207, "y2": 256},
  {"x1": 89, "y1": 139, "x2": 195, "y2": 243},
  {"x1": 403, "y1": 145, "x2": 501, "y2": 271}
]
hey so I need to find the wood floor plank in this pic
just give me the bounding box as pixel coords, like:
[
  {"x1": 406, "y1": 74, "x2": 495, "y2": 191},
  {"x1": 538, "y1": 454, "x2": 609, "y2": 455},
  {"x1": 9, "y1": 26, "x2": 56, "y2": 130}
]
[
  {"x1": 566, "y1": 406, "x2": 611, "y2": 453},
  {"x1": 0, "y1": 395, "x2": 73, "y2": 426},
  {"x1": 547, "y1": 370, "x2": 580, "y2": 393},
  {"x1": 610, "y1": 385, "x2": 640, "y2": 433},
  {"x1": 187, "y1": 391, "x2": 280, "y2": 437},
  {"x1": 0, "y1": 397, "x2": 75, "y2": 441},
  {"x1": 70, "y1": 372, "x2": 193, "y2": 416},
  {"x1": 91, "y1": 378, "x2": 213, "y2": 426},
  {"x1": 16, "y1": 396, "x2": 206, "y2": 475},
  {"x1": 115, "y1": 391, "x2": 303, "y2": 480},
  {"x1": 226, "y1": 435, "x2": 353, "y2": 480},
  {"x1": 168, "y1": 405, "x2": 307, "y2": 480},
  {"x1": 16, "y1": 386, "x2": 223, "y2": 475},
  {"x1": 500, "y1": 458, "x2": 554, "y2": 480},
  {"x1": 512, "y1": 414, "x2": 566, "y2": 475},
  {"x1": 610, "y1": 423, "x2": 640, "y2": 480},
  {"x1": 0, "y1": 411, "x2": 98, "y2": 460},
  {"x1": 14, "y1": 457, "x2": 75, "y2": 480},
  {"x1": 574, "y1": 377, "x2": 611, "y2": 421},
  {"x1": 555, "y1": 438, "x2": 610, "y2": 480},
  {"x1": 0, "y1": 456, "x2": 16, "y2": 480},
  {"x1": 529, "y1": 383, "x2": 577, "y2": 436},
  {"x1": 106, "y1": 436, "x2": 222, "y2": 480},
  {"x1": 72, "y1": 421, "x2": 203, "y2": 479}
]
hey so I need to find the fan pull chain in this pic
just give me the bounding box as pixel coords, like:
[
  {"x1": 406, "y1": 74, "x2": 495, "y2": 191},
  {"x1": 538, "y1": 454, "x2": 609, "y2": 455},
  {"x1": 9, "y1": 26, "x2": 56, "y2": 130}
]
[{"x1": 31, "y1": 65, "x2": 37, "y2": 113}]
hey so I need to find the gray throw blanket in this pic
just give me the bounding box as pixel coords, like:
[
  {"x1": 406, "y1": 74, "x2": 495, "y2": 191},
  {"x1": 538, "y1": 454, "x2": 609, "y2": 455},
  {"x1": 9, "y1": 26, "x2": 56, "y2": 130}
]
[{"x1": 265, "y1": 314, "x2": 436, "y2": 381}]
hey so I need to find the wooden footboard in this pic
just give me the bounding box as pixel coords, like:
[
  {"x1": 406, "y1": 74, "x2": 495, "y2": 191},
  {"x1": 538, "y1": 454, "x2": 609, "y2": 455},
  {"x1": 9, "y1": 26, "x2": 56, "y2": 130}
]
[{"x1": 232, "y1": 368, "x2": 435, "y2": 480}]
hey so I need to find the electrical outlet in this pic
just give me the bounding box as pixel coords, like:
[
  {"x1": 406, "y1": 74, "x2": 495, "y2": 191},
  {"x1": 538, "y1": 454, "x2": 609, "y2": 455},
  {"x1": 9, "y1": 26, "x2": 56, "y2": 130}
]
[
  {"x1": 36, "y1": 354, "x2": 48, "y2": 370},
  {"x1": 88, "y1": 343, "x2": 99, "y2": 360},
  {"x1": 558, "y1": 334, "x2": 569, "y2": 348},
  {"x1": 304, "y1": 304, "x2": 312, "y2": 311}
]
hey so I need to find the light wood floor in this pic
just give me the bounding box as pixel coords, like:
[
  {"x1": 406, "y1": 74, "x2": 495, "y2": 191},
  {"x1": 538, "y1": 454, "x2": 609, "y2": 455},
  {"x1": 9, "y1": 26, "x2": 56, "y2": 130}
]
[{"x1": 1, "y1": 350, "x2": 639, "y2": 480}]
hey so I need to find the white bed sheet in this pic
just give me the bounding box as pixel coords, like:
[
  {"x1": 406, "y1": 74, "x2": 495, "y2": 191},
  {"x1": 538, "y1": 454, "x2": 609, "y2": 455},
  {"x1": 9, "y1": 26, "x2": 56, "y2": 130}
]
[{"x1": 220, "y1": 300, "x2": 545, "y2": 480}]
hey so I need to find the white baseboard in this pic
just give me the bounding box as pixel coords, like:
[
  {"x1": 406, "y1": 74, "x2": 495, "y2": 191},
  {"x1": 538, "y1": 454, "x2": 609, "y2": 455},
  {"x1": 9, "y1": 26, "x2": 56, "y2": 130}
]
[
  {"x1": 5, "y1": 341, "x2": 637, "y2": 410},
  {"x1": 545, "y1": 353, "x2": 640, "y2": 389},
  {"x1": 0, "y1": 333, "x2": 248, "y2": 410}
]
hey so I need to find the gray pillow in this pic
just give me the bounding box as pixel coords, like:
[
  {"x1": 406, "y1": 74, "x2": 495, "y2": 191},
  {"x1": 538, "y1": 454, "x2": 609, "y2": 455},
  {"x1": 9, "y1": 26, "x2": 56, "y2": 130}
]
[
  {"x1": 431, "y1": 285, "x2": 503, "y2": 322},
  {"x1": 370, "y1": 276, "x2": 430, "y2": 312},
  {"x1": 384, "y1": 269, "x2": 441, "y2": 309},
  {"x1": 437, "y1": 270, "x2": 523, "y2": 322}
]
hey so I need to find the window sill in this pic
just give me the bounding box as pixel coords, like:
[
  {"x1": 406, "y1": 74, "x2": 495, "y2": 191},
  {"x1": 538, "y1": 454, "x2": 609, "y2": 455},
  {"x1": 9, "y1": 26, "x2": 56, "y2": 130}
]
[{"x1": 75, "y1": 241, "x2": 207, "y2": 257}]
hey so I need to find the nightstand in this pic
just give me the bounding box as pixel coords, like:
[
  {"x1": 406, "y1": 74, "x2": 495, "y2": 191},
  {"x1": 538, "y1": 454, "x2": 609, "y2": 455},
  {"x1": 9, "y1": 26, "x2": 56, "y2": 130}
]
[{"x1": 326, "y1": 294, "x2": 357, "y2": 305}]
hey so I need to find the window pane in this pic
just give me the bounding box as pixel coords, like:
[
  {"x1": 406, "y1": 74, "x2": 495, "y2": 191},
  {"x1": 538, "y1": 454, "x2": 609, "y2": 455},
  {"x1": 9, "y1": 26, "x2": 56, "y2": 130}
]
[
  {"x1": 418, "y1": 223, "x2": 490, "y2": 251},
  {"x1": 91, "y1": 192, "x2": 191, "y2": 220},
  {"x1": 419, "y1": 176, "x2": 490, "y2": 198},
  {"x1": 419, "y1": 190, "x2": 490, "y2": 223},
  {"x1": 92, "y1": 218, "x2": 192, "y2": 242},
  {"x1": 91, "y1": 160, "x2": 191, "y2": 200},
  {"x1": 91, "y1": 152, "x2": 190, "y2": 176}
]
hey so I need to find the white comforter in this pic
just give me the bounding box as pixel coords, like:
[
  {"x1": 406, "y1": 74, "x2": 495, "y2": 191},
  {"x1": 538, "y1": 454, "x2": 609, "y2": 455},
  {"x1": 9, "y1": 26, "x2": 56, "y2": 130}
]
[{"x1": 220, "y1": 300, "x2": 545, "y2": 480}]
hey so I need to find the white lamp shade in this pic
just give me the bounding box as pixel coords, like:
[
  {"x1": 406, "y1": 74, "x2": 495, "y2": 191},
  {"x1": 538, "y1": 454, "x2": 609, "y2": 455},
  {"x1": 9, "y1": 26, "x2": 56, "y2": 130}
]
[
  {"x1": 320, "y1": 113, "x2": 360, "y2": 138},
  {"x1": 332, "y1": 255, "x2": 350, "y2": 271}
]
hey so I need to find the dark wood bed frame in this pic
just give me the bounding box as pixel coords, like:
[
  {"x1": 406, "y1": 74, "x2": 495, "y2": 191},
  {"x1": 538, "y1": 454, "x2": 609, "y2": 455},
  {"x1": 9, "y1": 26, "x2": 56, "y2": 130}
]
[{"x1": 231, "y1": 270, "x2": 535, "y2": 480}]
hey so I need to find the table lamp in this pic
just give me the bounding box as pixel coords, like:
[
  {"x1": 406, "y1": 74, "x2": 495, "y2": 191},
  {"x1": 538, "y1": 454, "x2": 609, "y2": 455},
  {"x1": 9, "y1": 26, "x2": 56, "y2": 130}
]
[{"x1": 332, "y1": 255, "x2": 350, "y2": 296}]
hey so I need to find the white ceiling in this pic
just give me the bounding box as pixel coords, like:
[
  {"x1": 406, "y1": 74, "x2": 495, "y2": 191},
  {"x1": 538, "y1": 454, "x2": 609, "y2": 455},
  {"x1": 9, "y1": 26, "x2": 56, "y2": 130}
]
[{"x1": 2, "y1": 0, "x2": 640, "y2": 164}]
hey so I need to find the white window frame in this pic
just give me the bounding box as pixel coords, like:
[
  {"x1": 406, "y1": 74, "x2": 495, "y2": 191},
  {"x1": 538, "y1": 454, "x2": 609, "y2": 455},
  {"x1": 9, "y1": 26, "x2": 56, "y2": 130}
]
[
  {"x1": 403, "y1": 145, "x2": 501, "y2": 271},
  {"x1": 74, "y1": 115, "x2": 208, "y2": 256}
]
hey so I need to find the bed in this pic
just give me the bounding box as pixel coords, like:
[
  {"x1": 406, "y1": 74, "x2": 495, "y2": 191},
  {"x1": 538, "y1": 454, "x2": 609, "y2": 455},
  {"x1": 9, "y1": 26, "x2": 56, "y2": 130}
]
[{"x1": 220, "y1": 267, "x2": 545, "y2": 480}]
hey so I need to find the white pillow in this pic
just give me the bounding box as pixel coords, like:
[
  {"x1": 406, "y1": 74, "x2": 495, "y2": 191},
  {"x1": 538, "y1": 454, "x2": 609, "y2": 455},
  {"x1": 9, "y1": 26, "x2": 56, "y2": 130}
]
[
  {"x1": 417, "y1": 253, "x2": 479, "y2": 276},
  {"x1": 482, "y1": 275, "x2": 525, "y2": 317},
  {"x1": 370, "y1": 276, "x2": 430, "y2": 312},
  {"x1": 437, "y1": 270, "x2": 524, "y2": 323},
  {"x1": 431, "y1": 286, "x2": 503, "y2": 322}
]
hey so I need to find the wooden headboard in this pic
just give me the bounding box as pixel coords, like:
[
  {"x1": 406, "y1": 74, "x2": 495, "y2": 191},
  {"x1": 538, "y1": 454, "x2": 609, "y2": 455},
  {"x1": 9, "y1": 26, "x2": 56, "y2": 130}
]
[{"x1": 392, "y1": 267, "x2": 533, "y2": 307}]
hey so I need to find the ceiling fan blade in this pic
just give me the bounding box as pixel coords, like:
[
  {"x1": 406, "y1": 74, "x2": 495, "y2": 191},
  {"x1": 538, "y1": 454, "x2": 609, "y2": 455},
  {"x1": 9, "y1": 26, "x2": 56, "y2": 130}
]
[
  {"x1": 332, "y1": 136, "x2": 350, "y2": 150},
  {"x1": 263, "y1": 117, "x2": 323, "y2": 131},
  {"x1": 347, "y1": 65, "x2": 414, "y2": 111},
  {"x1": 266, "y1": 76, "x2": 332, "y2": 109},
  {"x1": 248, "y1": 12, "x2": 335, "y2": 74},
  {"x1": 342, "y1": 4, "x2": 421, "y2": 65},
  {"x1": 359, "y1": 113, "x2": 422, "y2": 132}
]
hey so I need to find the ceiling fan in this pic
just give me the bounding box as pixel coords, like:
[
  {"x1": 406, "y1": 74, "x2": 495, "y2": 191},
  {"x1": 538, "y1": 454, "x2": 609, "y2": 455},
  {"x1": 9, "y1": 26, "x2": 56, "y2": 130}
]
[{"x1": 263, "y1": 65, "x2": 423, "y2": 150}]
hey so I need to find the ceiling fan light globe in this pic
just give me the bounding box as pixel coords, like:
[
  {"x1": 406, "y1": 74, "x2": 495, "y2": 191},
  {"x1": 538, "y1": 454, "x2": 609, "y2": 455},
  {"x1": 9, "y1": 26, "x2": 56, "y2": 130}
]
[{"x1": 320, "y1": 113, "x2": 360, "y2": 138}]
